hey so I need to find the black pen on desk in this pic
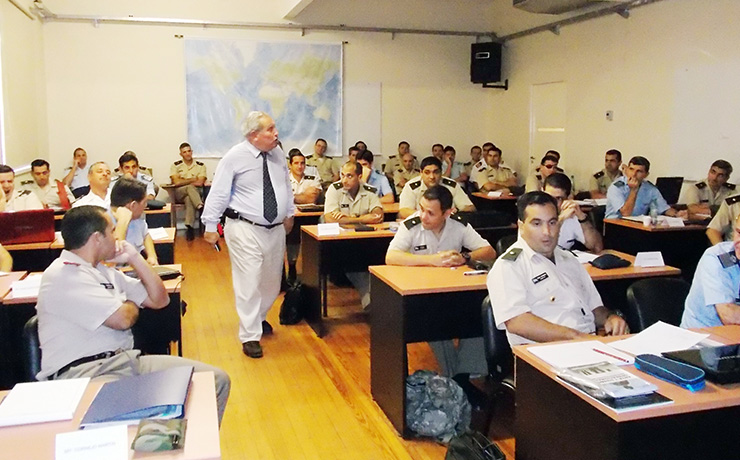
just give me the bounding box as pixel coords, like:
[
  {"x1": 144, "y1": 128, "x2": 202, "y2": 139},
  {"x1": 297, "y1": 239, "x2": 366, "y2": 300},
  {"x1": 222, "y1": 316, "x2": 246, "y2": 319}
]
[{"x1": 214, "y1": 242, "x2": 221, "y2": 252}]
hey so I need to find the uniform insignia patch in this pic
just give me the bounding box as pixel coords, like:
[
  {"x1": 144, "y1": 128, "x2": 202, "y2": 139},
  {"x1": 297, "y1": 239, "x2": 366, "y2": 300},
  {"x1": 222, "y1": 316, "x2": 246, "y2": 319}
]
[
  {"x1": 397, "y1": 169, "x2": 404, "y2": 173},
  {"x1": 305, "y1": 175, "x2": 316, "y2": 180},
  {"x1": 725, "y1": 194, "x2": 740, "y2": 206},
  {"x1": 695, "y1": 181, "x2": 707, "y2": 190},
  {"x1": 535, "y1": 174, "x2": 542, "y2": 181},
  {"x1": 502, "y1": 248, "x2": 522, "y2": 261},
  {"x1": 404, "y1": 216, "x2": 421, "y2": 229},
  {"x1": 410, "y1": 180, "x2": 422, "y2": 190},
  {"x1": 593, "y1": 171, "x2": 605, "y2": 179},
  {"x1": 196, "y1": 161, "x2": 204, "y2": 166},
  {"x1": 442, "y1": 177, "x2": 456, "y2": 188},
  {"x1": 100, "y1": 283, "x2": 114, "y2": 290},
  {"x1": 531, "y1": 272, "x2": 549, "y2": 284},
  {"x1": 413, "y1": 244, "x2": 427, "y2": 251},
  {"x1": 388, "y1": 155, "x2": 396, "y2": 159},
  {"x1": 340, "y1": 203, "x2": 349, "y2": 208},
  {"x1": 726, "y1": 183, "x2": 737, "y2": 190},
  {"x1": 363, "y1": 183, "x2": 377, "y2": 193},
  {"x1": 332, "y1": 182, "x2": 343, "y2": 189},
  {"x1": 718, "y1": 251, "x2": 739, "y2": 268},
  {"x1": 450, "y1": 213, "x2": 467, "y2": 225},
  {"x1": 174, "y1": 160, "x2": 183, "y2": 165}
]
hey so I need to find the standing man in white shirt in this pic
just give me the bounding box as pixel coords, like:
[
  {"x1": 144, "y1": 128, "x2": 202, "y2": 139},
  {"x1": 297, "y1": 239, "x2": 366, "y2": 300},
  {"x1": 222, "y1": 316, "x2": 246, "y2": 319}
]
[{"x1": 202, "y1": 111, "x2": 295, "y2": 359}]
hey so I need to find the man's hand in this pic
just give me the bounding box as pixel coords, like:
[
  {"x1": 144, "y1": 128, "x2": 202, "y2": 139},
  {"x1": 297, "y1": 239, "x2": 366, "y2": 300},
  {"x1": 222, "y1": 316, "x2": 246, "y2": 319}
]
[
  {"x1": 146, "y1": 255, "x2": 159, "y2": 266},
  {"x1": 107, "y1": 240, "x2": 140, "y2": 265},
  {"x1": 627, "y1": 176, "x2": 640, "y2": 190},
  {"x1": 113, "y1": 206, "x2": 133, "y2": 223},
  {"x1": 329, "y1": 210, "x2": 345, "y2": 221},
  {"x1": 434, "y1": 250, "x2": 465, "y2": 267},
  {"x1": 716, "y1": 303, "x2": 740, "y2": 325},
  {"x1": 560, "y1": 200, "x2": 587, "y2": 222},
  {"x1": 283, "y1": 216, "x2": 294, "y2": 234},
  {"x1": 73, "y1": 157, "x2": 82, "y2": 168},
  {"x1": 204, "y1": 231, "x2": 220, "y2": 244},
  {"x1": 604, "y1": 314, "x2": 629, "y2": 336}
]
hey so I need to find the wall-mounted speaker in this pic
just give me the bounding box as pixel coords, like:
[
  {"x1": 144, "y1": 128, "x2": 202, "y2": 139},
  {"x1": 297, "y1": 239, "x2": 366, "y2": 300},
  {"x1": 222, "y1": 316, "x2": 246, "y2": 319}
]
[{"x1": 470, "y1": 42, "x2": 502, "y2": 84}]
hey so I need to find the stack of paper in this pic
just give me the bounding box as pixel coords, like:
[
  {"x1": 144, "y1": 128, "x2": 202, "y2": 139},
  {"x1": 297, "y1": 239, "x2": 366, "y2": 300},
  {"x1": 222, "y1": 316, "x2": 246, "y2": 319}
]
[
  {"x1": 11, "y1": 273, "x2": 43, "y2": 298},
  {"x1": 147, "y1": 227, "x2": 169, "y2": 240},
  {"x1": 528, "y1": 340, "x2": 634, "y2": 368},
  {"x1": 0, "y1": 378, "x2": 90, "y2": 427},
  {"x1": 610, "y1": 321, "x2": 709, "y2": 355}
]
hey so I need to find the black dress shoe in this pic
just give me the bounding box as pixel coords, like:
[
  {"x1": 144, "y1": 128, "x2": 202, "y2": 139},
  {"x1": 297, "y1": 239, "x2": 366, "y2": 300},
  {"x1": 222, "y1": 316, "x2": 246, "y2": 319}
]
[
  {"x1": 185, "y1": 226, "x2": 195, "y2": 241},
  {"x1": 262, "y1": 320, "x2": 273, "y2": 335},
  {"x1": 242, "y1": 341, "x2": 263, "y2": 358}
]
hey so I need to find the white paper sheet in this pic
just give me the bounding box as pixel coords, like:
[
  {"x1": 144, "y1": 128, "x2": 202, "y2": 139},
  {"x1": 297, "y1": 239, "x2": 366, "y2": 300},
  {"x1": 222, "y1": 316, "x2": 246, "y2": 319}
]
[
  {"x1": 317, "y1": 223, "x2": 341, "y2": 236},
  {"x1": 572, "y1": 250, "x2": 599, "y2": 264},
  {"x1": 487, "y1": 191, "x2": 503, "y2": 197},
  {"x1": 147, "y1": 227, "x2": 169, "y2": 240},
  {"x1": 634, "y1": 251, "x2": 665, "y2": 267},
  {"x1": 56, "y1": 425, "x2": 128, "y2": 460},
  {"x1": 528, "y1": 340, "x2": 635, "y2": 369},
  {"x1": 610, "y1": 321, "x2": 710, "y2": 356},
  {"x1": 0, "y1": 378, "x2": 90, "y2": 427}
]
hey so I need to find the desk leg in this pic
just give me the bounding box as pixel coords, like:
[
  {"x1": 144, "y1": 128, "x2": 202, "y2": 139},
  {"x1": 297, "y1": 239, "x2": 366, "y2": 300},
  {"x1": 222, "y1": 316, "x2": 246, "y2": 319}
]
[
  {"x1": 370, "y1": 274, "x2": 408, "y2": 436},
  {"x1": 301, "y1": 235, "x2": 325, "y2": 337}
]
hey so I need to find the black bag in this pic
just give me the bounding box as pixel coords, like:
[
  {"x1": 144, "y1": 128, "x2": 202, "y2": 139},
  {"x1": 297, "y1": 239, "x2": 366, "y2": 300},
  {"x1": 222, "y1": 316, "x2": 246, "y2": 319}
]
[
  {"x1": 279, "y1": 282, "x2": 304, "y2": 325},
  {"x1": 445, "y1": 430, "x2": 505, "y2": 460},
  {"x1": 589, "y1": 253, "x2": 631, "y2": 270}
]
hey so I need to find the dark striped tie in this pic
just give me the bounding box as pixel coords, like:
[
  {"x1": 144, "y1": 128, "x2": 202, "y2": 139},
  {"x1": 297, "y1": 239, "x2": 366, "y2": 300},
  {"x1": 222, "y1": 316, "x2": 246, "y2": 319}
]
[{"x1": 262, "y1": 152, "x2": 278, "y2": 223}]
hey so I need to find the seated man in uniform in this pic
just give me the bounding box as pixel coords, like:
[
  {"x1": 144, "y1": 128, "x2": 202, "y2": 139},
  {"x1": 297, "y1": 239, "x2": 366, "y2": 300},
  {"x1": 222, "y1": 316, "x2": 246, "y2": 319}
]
[
  {"x1": 605, "y1": 156, "x2": 685, "y2": 219},
  {"x1": 589, "y1": 149, "x2": 622, "y2": 199},
  {"x1": 0, "y1": 165, "x2": 44, "y2": 211},
  {"x1": 398, "y1": 156, "x2": 475, "y2": 219},
  {"x1": 73, "y1": 161, "x2": 113, "y2": 209},
  {"x1": 324, "y1": 161, "x2": 383, "y2": 308},
  {"x1": 470, "y1": 145, "x2": 517, "y2": 193},
  {"x1": 0, "y1": 243, "x2": 12, "y2": 272},
  {"x1": 544, "y1": 173, "x2": 603, "y2": 253},
  {"x1": 113, "y1": 152, "x2": 157, "y2": 201},
  {"x1": 466, "y1": 145, "x2": 482, "y2": 178},
  {"x1": 386, "y1": 185, "x2": 496, "y2": 403},
  {"x1": 357, "y1": 150, "x2": 394, "y2": 203},
  {"x1": 110, "y1": 178, "x2": 158, "y2": 266},
  {"x1": 36, "y1": 206, "x2": 230, "y2": 425},
  {"x1": 683, "y1": 159, "x2": 734, "y2": 218},
  {"x1": 286, "y1": 149, "x2": 322, "y2": 283},
  {"x1": 442, "y1": 145, "x2": 469, "y2": 184},
  {"x1": 170, "y1": 142, "x2": 207, "y2": 241},
  {"x1": 62, "y1": 147, "x2": 91, "y2": 198},
  {"x1": 431, "y1": 143, "x2": 445, "y2": 162},
  {"x1": 305, "y1": 138, "x2": 339, "y2": 189},
  {"x1": 488, "y1": 192, "x2": 628, "y2": 346},
  {"x1": 525, "y1": 153, "x2": 560, "y2": 193},
  {"x1": 383, "y1": 141, "x2": 419, "y2": 182},
  {"x1": 682, "y1": 214, "x2": 740, "y2": 328},
  {"x1": 393, "y1": 152, "x2": 420, "y2": 196},
  {"x1": 347, "y1": 146, "x2": 360, "y2": 164},
  {"x1": 26, "y1": 159, "x2": 76, "y2": 210}
]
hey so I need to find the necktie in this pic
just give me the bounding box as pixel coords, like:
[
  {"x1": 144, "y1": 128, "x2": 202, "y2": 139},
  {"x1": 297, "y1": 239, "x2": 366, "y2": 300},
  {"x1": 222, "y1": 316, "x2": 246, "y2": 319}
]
[{"x1": 262, "y1": 152, "x2": 278, "y2": 223}]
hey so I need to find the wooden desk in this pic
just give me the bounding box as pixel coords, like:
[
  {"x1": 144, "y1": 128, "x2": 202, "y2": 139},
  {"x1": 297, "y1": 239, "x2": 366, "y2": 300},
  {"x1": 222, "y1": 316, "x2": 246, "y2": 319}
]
[
  {"x1": 145, "y1": 202, "x2": 173, "y2": 228},
  {"x1": 0, "y1": 266, "x2": 184, "y2": 389},
  {"x1": 0, "y1": 371, "x2": 221, "y2": 460},
  {"x1": 514, "y1": 326, "x2": 740, "y2": 460},
  {"x1": 287, "y1": 202, "x2": 400, "y2": 246},
  {"x1": 50, "y1": 227, "x2": 177, "y2": 265},
  {"x1": 603, "y1": 217, "x2": 708, "y2": 281},
  {"x1": 470, "y1": 192, "x2": 517, "y2": 219},
  {"x1": 300, "y1": 224, "x2": 396, "y2": 337},
  {"x1": 368, "y1": 254, "x2": 680, "y2": 437}
]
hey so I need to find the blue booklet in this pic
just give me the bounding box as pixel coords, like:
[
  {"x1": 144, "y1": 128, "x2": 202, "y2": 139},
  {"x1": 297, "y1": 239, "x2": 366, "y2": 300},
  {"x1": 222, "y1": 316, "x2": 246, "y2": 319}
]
[{"x1": 80, "y1": 366, "x2": 194, "y2": 428}]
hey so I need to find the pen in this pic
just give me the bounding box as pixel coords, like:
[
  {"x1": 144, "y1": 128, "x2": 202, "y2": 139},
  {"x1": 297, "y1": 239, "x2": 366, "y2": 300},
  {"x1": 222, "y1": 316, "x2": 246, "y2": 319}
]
[
  {"x1": 592, "y1": 348, "x2": 629, "y2": 363},
  {"x1": 214, "y1": 242, "x2": 221, "y2": 252}
]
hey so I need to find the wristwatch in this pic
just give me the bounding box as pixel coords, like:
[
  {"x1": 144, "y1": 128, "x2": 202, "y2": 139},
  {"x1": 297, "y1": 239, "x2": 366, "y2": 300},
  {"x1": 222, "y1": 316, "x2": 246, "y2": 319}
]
[{"x1": 578, "y1": 215, "x2": 589, "y2": 223}]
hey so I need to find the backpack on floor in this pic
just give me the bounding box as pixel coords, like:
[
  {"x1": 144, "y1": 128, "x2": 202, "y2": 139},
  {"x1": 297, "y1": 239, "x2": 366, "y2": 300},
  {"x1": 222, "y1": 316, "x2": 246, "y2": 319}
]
[
  {"x1": 405, "y1": 370, "x2": 471, "y2": 443},
  {"x1": 279, "y1": 281, "x2": 304, "y2": 325}
]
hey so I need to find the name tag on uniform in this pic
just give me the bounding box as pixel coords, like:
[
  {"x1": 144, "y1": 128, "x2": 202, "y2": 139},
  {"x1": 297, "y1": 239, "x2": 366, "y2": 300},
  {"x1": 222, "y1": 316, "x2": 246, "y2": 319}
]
[
  {"x1": 532, "y1": 272, "x2": 549, "y2": 284},
  {"x1": 414, "y1": 245, "x2": 427, "y2": 251},
  {"x1": 340, "y1": 204, "x2": 349, "y2": 208},
  {"x1": 100, "y1": 283, "x2": 114, "y2": 290}
]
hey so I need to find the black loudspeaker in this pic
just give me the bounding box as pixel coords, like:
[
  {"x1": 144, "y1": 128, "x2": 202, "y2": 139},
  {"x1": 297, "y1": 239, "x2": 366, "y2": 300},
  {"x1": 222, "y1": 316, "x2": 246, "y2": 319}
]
[{"x1": 470, "y1": 42, "x2": 502, "y2": 84}]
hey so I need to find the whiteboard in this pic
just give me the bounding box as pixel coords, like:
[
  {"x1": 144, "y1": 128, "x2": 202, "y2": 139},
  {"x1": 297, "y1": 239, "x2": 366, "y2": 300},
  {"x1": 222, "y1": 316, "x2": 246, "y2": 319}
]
[
  {"x1": 343, "y1": 82, "x2": 381, "y2": 157},
  {"x1": 671, "y1": 63, "x2": 740, "y2": 180}
]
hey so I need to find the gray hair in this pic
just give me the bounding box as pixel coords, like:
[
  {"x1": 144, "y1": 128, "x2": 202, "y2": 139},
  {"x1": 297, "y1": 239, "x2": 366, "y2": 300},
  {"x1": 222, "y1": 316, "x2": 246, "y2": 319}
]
[{"x1": 241, "y1": 111, "x2": 269, "y2": 137}]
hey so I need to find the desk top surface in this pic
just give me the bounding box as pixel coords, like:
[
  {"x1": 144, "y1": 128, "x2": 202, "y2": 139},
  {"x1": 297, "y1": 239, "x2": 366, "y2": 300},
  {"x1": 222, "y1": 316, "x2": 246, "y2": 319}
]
[
  {"x1": 54, "y1": 203, "x2": 173, "y2": 220},
  {"x1": 0, "y1": 271, "x2": 27, "y2": 301},
  {"x1": 369, "y1": 250, "x2": 679, "y2": 296},
  {"x1": 2, "y1": 264, "x2": 183, "y2": 305},
  {"x1": 295, "y1": 202, "x2": 399, "y2": 218},
  {"x1": 472, "y1": 192, "x2": 517, "y2": 201},
  {"x1": 514, "y1": 325, "x2": 740, "y2": 423},
  {"x1": 302, "y1": 223, "x2": 396, "y2": 241},
  {"x1": 50, "y1": 228, "x2": 176, "y2": 249},
  {"x1": 0, "y1": 371, "x2": 220, "y2": 460},
  {"x1": 604, "y1": 217, "x2": 707, "y2": 232}
]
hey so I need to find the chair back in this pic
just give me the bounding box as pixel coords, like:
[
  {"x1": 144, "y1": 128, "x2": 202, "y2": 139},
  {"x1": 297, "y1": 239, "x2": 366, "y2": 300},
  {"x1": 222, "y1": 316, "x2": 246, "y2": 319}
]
[
  {"x1": 625, "y1": 278, "x2": 690, "y2": 332},
  {"x1": 22, "y1": 316, "x2": 41, "y2": 382},
  {"x1": 495, "y1": 234, "x2": 517, "y2": 257},
  {"x1": 481, "y1": 296, "x2": 513, "y2": 382},
  {"x1": 590, "y1": 205, "x2": 606, "y2": 234}
]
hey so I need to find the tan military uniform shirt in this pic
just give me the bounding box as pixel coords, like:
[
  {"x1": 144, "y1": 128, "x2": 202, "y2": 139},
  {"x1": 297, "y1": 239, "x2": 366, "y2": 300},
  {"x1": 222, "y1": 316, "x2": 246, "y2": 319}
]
[
  {"x1": 24, "y1": 182, "x2": 75, "y2": 210},
  {"x1": 399, "y1": 176, "x2": 474, "y2": 213},
  {"x1": 170, "y1": 159, "x2": 207, "y2": 181},
  {"x1": 708, "y1": 194, "x2": 740, "y2": 241},
  {"x1": 383, "y1": 155, "x2": 420, "y2": 177},
  {"x1": 589, "y1": 169, "x2": 620, "y2": 195},
  {"x1": 393, "y1": 167, "x2": 420, "y2": 195},
  {"x1": 305, "y1": 155, "x2": 340, "y2": 185},
  {"x1": 525, "y1": 171, "x2": 544, "y2": 193},
  {"x1": 683, "y1": 181, "x2": 736, "y2": 208},
  {"x1": 5, "y1": 189, "x2": 44, "y2": 211},
  {"x1": 470, "y1": 160, "x2": 516, "y2": 191},
  {"x1": 324, "y1": 182, "x2": 382, "y2": 217}
]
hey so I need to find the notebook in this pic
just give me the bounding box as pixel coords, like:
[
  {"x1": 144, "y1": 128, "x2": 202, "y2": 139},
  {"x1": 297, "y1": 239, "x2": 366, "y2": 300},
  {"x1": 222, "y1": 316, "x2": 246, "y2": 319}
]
[
  {"x1": 663, "y1": 344, "x2": 740, "y2": 384},
  {"x1": 0, "y1": 378, "x2": 90, "y2": 427},
  {"x1": 0, "y1": 209, "x2": 56, "y2": 245}
]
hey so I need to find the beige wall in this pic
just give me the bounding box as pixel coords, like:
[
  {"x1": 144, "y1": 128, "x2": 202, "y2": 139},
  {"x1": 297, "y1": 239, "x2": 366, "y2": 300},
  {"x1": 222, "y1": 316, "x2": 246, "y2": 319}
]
[{"x1": 0, "y1": 0, "x2": 47, "y2": 169}]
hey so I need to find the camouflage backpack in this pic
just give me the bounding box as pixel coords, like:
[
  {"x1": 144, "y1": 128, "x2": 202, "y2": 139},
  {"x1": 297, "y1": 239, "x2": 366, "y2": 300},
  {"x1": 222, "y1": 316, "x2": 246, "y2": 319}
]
[{"x1": 405, "y1": 370, "x2": 472, "y2": 443}]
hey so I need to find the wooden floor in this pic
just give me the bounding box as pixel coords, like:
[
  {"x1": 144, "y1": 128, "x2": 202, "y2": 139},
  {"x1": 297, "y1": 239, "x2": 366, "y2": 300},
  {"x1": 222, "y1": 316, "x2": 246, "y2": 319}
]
[{"x1": 175, "y1": 234, "x2": 515, "y2": 460}]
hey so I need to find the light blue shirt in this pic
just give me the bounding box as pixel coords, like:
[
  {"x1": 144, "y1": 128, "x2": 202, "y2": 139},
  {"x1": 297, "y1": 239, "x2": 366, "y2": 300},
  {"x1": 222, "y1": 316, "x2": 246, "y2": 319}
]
[
  {"x1": 201, "y1": 140, "x2": 295, "y2": 232},
  {"x1": 366, "y1": 170, "x2": 393, "y2": 198},
  {"x1": 605, "y1": 177, "x2": 670, "y2": 219},
  {"x1": 681, "y1": 241, "x2": 740, "y2": 328}
]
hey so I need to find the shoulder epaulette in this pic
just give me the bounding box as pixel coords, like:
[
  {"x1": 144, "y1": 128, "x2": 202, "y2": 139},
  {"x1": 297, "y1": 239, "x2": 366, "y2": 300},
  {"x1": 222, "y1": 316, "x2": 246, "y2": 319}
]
[
  {"x1": 449, "y1": 213, "x2": 467, "y2": 226},
  {"x1": 140, "y1": 173, "x2": 153, "y2": 182},
  {"x1": 477, "y1": 165, "x2": 487, "y2": 172},
  {"x1": 535, "y1": 174, "x2": 542, "y2": 181},
  {"x1": 305, "y1": 155, "x2": 313, "y2": 159},
  {"x1": 64, "y1": 166, "x2": 73, "y2": 171},
  {"x1": 502, "y1": 247, "x2": 522, "y2": 261},
  {"x1": 363, "y1": 183, "x2": 378, "y2": 193},
  {"x1": 196, "y1": 161, "x2": 204, "y2": 166},
  {"x1": 718, "y1": 250, "x2": 739, "y2": 268},
  {"x1": 695, "y1": 181, "x2": 707, "y2": 189},
  {"x1": 388, "y1": 155, "x2": 396, "y2": 159},
  {"x1": 556, "y1": 167, "x2": 564, "y2": 173},
  {"x1": 725, "y1": 194, "x2": 740, "y2": 206},
  {"x1": 304, "y1": 175, "x2": 316, "y2": 180},
  {"x1": 114, "y1": 167, "x2": 121, "y2": 173},
  {"x1": 332, "y1": 182, "x2": 342, "y2": 190},
  {"x1": 500, "y1": 165, "x2": 512, "y2": 171},
  {"x1": 414, "y1": 168, "x2": 420, "y2": 172},
  {"x1": 397, "y1": 168, "x2": 404, "y2": 173},
  {"x1": 613, "y1": 178, "x2": 626, "y2": 187},
  {"x1": 19, "y1": 189, "x2": 32, "y2": 196},
  {"x1": 474, "y1": 160, "x2": 485, "y2": 169},
  {"x1": 725, "y1": 183, "x2": 736, "y2": 190},
  {"x1": 442, "y1": 177, "x2": 457, "y2": 188},
  {"x1": 463, "y1": 161, "x2": 471, "y2": 166},
  {"x1": 174, "y1": 160, "x2": 183, "y2": 165},
  {"x1": 593, "y1": 171, "x2": 604, "y2": 179},
  {"x1": 20, "y1": 180, "x2": 34, "y2": 186},
  {"x1": 413, "y1": 155, "x2": 418, "y2": 159},
  {"x1": 409, "y1": 179, "x2": 422, "y2": 190},
  {"x1": 404, "y1": 216, "x2": 421, "y2": 230}
]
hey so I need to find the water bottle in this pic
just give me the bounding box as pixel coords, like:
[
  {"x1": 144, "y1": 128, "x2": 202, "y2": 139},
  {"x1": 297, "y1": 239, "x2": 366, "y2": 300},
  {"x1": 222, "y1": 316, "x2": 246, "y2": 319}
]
[{"x1": 649, "y1": 199, "x2": 658, "y2": 226}]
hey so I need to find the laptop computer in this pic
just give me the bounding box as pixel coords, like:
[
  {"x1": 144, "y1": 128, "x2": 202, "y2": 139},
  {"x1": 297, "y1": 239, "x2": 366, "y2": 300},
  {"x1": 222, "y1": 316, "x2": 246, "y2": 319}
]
[
  {"x1": 0, "y1": 209, "x2": 56, "y2": 245},
  {"x1": 655, "y1": 176, "x2": 684, "y2": 205},
  {"x1": 663, "y1": 344, "x2": 740, "y2": 384}
]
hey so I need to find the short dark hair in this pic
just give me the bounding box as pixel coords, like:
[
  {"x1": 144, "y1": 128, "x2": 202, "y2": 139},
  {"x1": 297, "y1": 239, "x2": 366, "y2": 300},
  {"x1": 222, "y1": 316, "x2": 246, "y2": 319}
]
[
  {"x1": 73, "y1": 147, "x2": 85, "y2": 156},
  {"x1": 288, "y1": 149, "x2": 304, "y2": 163},
  {"x1": 606, "y1": 149, "x2": 622, "y2": 162},
  {"x1": 110, "y1": 178, "x2": 146, "y2": 207},
  {"x1": 471, "y1": 145, "x2": 481, "y2": 152},
  {"x1": 348, "y1": 146, "x2": 360, "y2": 155},
  {"x1": 398, "y1": 141, "x2": 409, "y2": 148},
  {"x1": 0, "y1": 165, "x2": 14, "y2": 175},
  {"x1": 432, "y1": 143, "x2": 443, "y2": 150},
  {"x1": 422, "y1": 185, "x2": 453, "y2": 211},
  {"x1": 179, "y1": 142, "x2": 191, "y2": 150},
  {"x1": 540, "y1": 154, "x2": 559, "y2": 166},
  {"x1": 357, "y1": 150, "x2": 374, "y2": 164},
  {"x1": 31, "y1": 159, "x2": 50, "y2": 170},
  {"x1": 315, "y1": 138, "x2": 327, "y2": 145},
  {"x1": 712, "y1": 159, "x2": 733, "y2": 175},
  {"x1": 343, "y1": 161, "x2": 363, "y2": 175},
  {"x1": 517, "y1": 191, "x2": 559, "y2": 222},
  {"x1": 629, "y1": 156, "x2": 650, "y2": 173},
  {"x1": 354, "y1": 140, "x2": 366, "y2": 149},
  {"x1": 61, "y1": 206, "x2": 108, "y2": 250},
  {"x1": 420, "y1": 156, "x2": 442, "y2": 171},
  {"x1": 545, "y1": 150, "x2": 561, "y2": 160},
  {"x1": 544, "y1": 173, "x2": 572, "y2": 196},
  {"x1": 118, "y1": 151, "x2": 139, "y2": 167},
  {"x1": 444, "y1": 145, "x2": 456, "y2": 154},
  {"x1": 482, "y1": 142, "x2": 495, "y2": 150}
]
